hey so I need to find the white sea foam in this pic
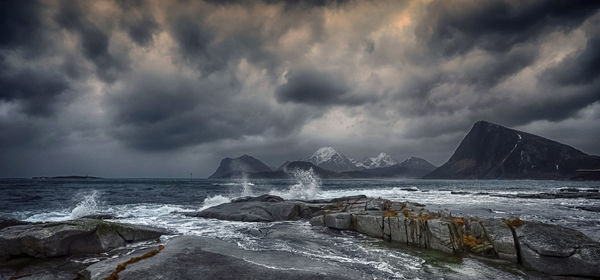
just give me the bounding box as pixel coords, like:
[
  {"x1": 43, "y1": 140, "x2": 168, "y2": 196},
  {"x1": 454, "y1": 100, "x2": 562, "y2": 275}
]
[
  {"x1": 70, "y1": 190, "x2": 100, "y2": 219},
  {"x1": 24, "y1": 211, "x2": 71, "y2": 222},
  {"x1": 200, "y1": 195, "x2": 232, "y2": 210},
  {"x1": 213, "y1": 182, "x2": 255, "y2": 186},
  {"x1": 270, "y1": 168, "x2": 321, "y2": 200}
]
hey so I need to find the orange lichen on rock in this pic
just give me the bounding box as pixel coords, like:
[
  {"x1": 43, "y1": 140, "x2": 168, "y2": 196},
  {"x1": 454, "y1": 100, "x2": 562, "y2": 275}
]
[
  {"x1": 462, "y1": 234, "x2": 480, "y2": 248},
  {"x1": 104, "y1": 245, "x2": 165, "y2": 280},
  {"x1": 504, "y1": 217, "x2": 525, "y2": 227},
  {"x1": 383, "y1": 210, "x2": 398, "y2": 217},
  {"x1": 417, "y1": 212, "x2": 434, "y2": 221},
  {"x1": 453, "y1": 217, "x2": 465, "y2": 225},
  {"x1": 402, "y1": 209, "x2": 411, "y2": 218},
  {"x1": 383, "y1": 200, "x2": 392, "y2": 210}
]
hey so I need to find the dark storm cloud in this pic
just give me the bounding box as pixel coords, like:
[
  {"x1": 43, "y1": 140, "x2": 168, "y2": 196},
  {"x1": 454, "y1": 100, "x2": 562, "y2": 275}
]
[
  {"x1": 169, "y1": 14, "x2": 217, "y2": 73},
  {"x1": 205, "y1": 0, "x2": 349, "y2": 7},
  {"x1": 1, "y1": 0, "x2": 600, "y2": 178},
  {"x1": 416, "y1": 0, "x2": 600, "y2": 56},
  {"x1": 499, "y1": 87, "x2": 600, "y2": 125},
  {"x1": 0, "y1": 1, "x2": 70, "y2": 117},
  {"x1": 166, "y1": 0, "x2": 327, "y2": 75},
  {"x1": 0, "y1": 60, "x2": 69, "y2": 117},
  {"x1": 276, "y1": 69, "x2": 365, "y2": 106},
  {"x1": 106, "y1": 72, "x2": 316, "y2": 151},
  {"x1": 118, "y1": 0, "x2": 160, "y2": 46},
  {"x1": 457, "y1": 45, "x2": 538, "y2": 87},
  {"x1": 55, "y1": 0, "x2": 129, "y2": 82},
  {"x1": 542, "y1": 31, "x2": 600, "y2": 86},
  {"x1": 0, "y1": 0, "x2": 47, "y2": 53}
]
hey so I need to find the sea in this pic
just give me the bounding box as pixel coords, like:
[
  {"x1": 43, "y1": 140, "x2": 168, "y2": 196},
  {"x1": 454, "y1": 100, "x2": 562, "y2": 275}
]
[{"x1": 1, "y1": 173, "x2": 599, "y2": 279}]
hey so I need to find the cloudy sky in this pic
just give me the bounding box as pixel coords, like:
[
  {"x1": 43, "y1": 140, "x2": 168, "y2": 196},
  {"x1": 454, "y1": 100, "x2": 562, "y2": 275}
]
[{"x1": 1, "y1": 0, "x2": 599, "y2": 178}]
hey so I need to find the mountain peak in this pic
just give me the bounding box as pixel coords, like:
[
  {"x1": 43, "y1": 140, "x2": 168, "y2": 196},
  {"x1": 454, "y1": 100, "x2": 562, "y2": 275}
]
[
  {"x1": 307, "y1": 147, "x2": 358, "y2": 172},
  {"x1": 312, "y1": 147, "x2": 339, "y2": 161},
  {"x1": 425, "y1": 121, "x2": 599, "y2": 179},
  {"x1": 208, "y1": 154, "x2": 272, "y2": 179},
  {"x1": 361, "y1": 152, "x2": 398, "y2": 169},
  {"x1": 399, "y1": 156, "x2": 436, "y2": 170}
]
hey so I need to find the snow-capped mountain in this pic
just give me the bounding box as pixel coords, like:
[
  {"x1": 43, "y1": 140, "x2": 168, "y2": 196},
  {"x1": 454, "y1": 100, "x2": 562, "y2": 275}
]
[
  {"x1": 307, "y1": 147, "x2": 359, "y2": 172},
  {"x1": 360, "y1": 153, "x2": 399, "y2": 169},
  {"x1": 398, "y1": 156, "x2": 436, "y2": 169}
]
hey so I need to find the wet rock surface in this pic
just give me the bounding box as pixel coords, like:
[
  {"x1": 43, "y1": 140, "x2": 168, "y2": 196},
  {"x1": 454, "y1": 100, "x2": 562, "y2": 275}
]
[
  {"x1": 515, "y1": 222, "x2": 600, "y2": 277},
  {"x1": 490, "y1": 191, "x2": 600, "y2": 199},
  {"x1": 190, "y1": 194, "x2": 365, "y2": 222},
  {"x1": 200, "y1": 195, "x2": 600, "y2": 278},
  {"x1": 0, "y1": 217, "x2": 30, "y2": 231},
  {"x1": 0, "y1": 218, "x2": 169, "y2": 259},
  {"x1": 190, "y1": 194, "x2": 316, "y2": 222},
  {"x1": 82, "y1": 236, "x2": 361, "y2": 280}
]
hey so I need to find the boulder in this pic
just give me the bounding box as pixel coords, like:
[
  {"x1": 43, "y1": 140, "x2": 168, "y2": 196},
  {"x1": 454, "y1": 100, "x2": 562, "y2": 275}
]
[
  {"x1": 0, "y1": 217, "x2": 30, "y2": 230},
  {"x1": 309, "y1": 215, "x2": 325, "y2": 227},
  {"x1": 0, "y1": 219, "x2": 169, "y2": 258},
  {"x1": 515, "y1": 221, "x2": 600, "y2": 277},
  {"x1": 479, "y1": 219, "x2": 518, "y2": 262},
  {"x1": 193, "y1": 194, "x2": 318, "y2": 222},
  {"x1": 80, "y1": 214, "x2": 117, "y2": 220},
  {"x1": 323, "y1": 213, "x2": 352, "y2": 230},
  {"x1": 81, "y1": 236, "x2": 362, "y2": 280},
  {"x1": 353, "y1": 214, "x2": 383, "y2": 238}
]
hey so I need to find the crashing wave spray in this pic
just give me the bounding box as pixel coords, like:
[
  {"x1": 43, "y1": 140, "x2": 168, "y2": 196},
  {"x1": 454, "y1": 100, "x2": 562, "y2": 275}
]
[
  {"x1": 271, "y1": 168, "x2": 321, "y2": 200},
  {"x1": 70, "y1": 190, "x2": 100, "y2": 219},
  {"x1": 200, "y1": 195, "x2": 231, "y2": 210},
  {"x1": 241, "y1": 174, "x2": 253, "y2": 197}
]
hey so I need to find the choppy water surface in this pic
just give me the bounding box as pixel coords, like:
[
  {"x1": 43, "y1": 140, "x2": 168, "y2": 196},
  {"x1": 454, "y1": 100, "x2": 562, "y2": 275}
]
[{"x1": 1, "y1": 175, "x2": 599, "y2": 279}]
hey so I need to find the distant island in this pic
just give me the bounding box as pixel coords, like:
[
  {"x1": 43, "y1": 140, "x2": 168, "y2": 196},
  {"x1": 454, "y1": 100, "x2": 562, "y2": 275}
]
[
  {"x1": 31, "y1": 175, "x2": 101, "y2": 180},
  {"x1": 208, "y1": 145, "x2": 437, "y2": 179},
  {"x1": 209, "y1": 121, "x2": 600, "y2": 180}
]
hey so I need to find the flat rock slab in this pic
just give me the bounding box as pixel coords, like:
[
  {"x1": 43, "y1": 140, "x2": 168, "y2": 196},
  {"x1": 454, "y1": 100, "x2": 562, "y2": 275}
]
[
  {"x1": 516, "y1": 222, "x2": 600, "y2": 277},
  {"x1": 193, "y1": 194, "x2": 369, "y2": 222},
  {"x1": 0, "y1": 218, "x2": 30, "y2": 231},
  {"x1": 193, "y1": 200, "x2": 310, "y2": 222},
  {"x1": 0, "y1": 219, "x2": 169, "y2": 258},
  {"x1": 82, "y1": 236, "x2": 363, "y2": 280}
]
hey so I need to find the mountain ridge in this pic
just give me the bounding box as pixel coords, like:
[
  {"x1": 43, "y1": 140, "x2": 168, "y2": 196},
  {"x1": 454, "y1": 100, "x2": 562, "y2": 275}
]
[
  {"x1": 424, "y1": 120, "x2": 600, "y2": 179},
  {"x1": 209, "y1": 155, "x2": 436, "y2": 179}
]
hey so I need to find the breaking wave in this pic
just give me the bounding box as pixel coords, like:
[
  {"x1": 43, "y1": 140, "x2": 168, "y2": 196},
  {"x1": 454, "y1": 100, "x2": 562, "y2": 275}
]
[
  {"x1": 270, "y1": 168, "x2": 321, "y2": 200},
  {"x1": 70, "y1": 190, "x2": 100, "y2": 218},
  {"x1": 200, "y1": 195, "x2": 231, "y2": 210}
]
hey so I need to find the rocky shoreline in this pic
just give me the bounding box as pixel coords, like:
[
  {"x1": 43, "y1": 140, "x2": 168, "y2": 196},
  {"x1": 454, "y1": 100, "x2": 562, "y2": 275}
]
[
  {"x1": 1, "y1": 195, "x2": 599, "y2": 279},
  {"x1": 192, "y1": 194, "x2": 600, "y2": 278}
]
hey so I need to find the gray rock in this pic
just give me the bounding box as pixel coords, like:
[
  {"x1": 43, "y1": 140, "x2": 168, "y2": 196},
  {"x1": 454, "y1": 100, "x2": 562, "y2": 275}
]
[
  {"x1": 81, "y1": 236, "x2": 362, "y2": 280},
  {"x1": 0, "y1": 217, "x2": 29, "y2": 230},
  {"x1": 365, "y1": 199, "x2": 387, "y2": 210},
  {"x1": 479, "y1": 219, "x2": 518, "y2": 262},
  {"x1": 193, "y1": 195, "x2": 318, "y2": 222},
  {"x1": 324, "y1": 213, "x2": 352, "y2": 230},
  {"x1": 80, "y1": 214, "x2": 117, "y2": 220},
  {"x1": 353, "y1": 214, "x2": 383, "y2": 238},
  {"x1": 195, "y1": 194, "x2": 600, "y2": 278},
  {"x1": 309, "y1": 215, "x2": 325, "y2": 227},
  {"x1": 515, "y1": 221, "x2": 600, "y2": 277},
  {"x1": 0, "y1": 219, "x2": 168, "y2": 258},
  {"x1": 426, "y1": 218, "x2": 459, "y2": 254},
  {"x1": 232, "y1": 194, "x2": 283, "y2": 203}
]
